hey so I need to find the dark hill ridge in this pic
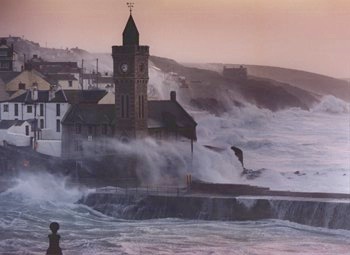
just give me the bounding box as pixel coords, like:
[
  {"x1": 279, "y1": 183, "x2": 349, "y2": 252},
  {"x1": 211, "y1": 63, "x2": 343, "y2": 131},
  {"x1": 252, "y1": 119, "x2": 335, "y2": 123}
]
[
  {"x1": 247, "y1": 65, "x2": 349, "y2": 101},
  {"x1": 187, "y1": 63, "x2": 350, "y2": 102},
  {"x1": 150, "y1": 56, "x2": 319, "y2": 112}
]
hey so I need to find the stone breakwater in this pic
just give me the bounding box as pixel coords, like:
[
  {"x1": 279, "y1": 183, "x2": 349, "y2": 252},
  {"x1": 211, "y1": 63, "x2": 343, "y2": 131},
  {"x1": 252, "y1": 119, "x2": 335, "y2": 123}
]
[{"x1": 80, "y1": 192, "x2": 350, "y2": 230}]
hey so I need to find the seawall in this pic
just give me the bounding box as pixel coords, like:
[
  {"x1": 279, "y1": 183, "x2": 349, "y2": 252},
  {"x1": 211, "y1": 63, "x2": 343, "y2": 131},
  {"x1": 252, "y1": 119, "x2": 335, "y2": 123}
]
[{"x1": 80, "y1": 192, "x2": 350, "y2": 230}]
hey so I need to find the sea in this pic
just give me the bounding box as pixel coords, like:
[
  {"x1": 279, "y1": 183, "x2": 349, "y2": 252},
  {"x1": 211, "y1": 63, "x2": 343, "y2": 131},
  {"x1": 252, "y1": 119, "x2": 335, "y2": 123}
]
[
  {"x1": 1, "y1": 171, "x2": 350, "y2": 254},
  {"x1": 1, "y1": 73, "x2": 350, "y2": 254}
]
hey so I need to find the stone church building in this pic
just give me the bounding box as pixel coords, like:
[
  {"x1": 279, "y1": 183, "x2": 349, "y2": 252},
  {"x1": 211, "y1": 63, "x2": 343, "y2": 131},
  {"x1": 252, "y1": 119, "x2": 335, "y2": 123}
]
[{"x1": 61, "y1": 14, "x2": 197, "y2": 159}]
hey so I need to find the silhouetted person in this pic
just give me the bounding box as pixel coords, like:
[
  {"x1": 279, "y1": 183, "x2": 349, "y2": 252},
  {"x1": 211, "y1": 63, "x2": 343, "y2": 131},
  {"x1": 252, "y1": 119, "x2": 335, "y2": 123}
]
[{"x1": 46, "y1": 222, "x2": 63, "y2": 255}]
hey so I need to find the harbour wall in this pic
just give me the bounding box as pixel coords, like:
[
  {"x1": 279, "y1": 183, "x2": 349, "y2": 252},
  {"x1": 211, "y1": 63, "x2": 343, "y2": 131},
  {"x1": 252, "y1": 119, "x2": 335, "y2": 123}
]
[{"x1": 80, "y1": 192, "x2": 350, "y2": 230}]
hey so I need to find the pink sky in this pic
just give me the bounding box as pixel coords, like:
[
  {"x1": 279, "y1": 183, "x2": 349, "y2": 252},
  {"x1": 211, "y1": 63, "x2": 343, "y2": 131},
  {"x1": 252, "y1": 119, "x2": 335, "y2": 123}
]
[{"x1": 0, "y1": 0, "x2": 349, "y2": 78}]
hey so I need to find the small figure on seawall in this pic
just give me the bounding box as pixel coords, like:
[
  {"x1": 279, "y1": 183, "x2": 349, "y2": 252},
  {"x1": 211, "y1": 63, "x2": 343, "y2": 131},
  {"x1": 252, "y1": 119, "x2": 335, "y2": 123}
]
[
  {"x1": 231, "y1": 146, "x2": 265, "y2": 179},
  {"x1": 46, "y1": 222, "x2": 63, "y2": 255}
]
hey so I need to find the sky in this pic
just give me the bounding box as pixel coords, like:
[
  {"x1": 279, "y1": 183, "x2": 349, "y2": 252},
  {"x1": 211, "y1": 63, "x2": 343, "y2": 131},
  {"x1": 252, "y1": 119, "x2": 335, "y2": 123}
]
[{"x1": 0, "y1": 0, "x2": 349, "y2": 78}]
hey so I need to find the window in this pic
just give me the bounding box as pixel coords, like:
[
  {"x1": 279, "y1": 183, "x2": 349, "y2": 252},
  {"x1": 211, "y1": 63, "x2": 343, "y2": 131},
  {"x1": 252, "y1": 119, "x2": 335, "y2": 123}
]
[
  {"x1": 25, "y1": 125, "x2": 29, "y2": 136},
  {"x1": 39, "y1": 104, "x2": 44, "y2": 116},
  {"x1": 3, "y1": 104, "x2": 8, "y2": 112},
  {"x1": 138, "y1": 95, "x2": 141, "y2": 118},
  {"x1": 1, "y1": 62, "x2": 9, "y2": 69},
  {"x1": 75, "y1": 123, "x2": 81, "y2": 134},
  {"x1": 18, "y1": 83, "x2": 25, "y2": 90},
  {"x1": 40, "y1": 119, "x2": 44, "y2": 129},
  {"x1": 141, "y1": 95, "x2": 145, "y2": 118},
  {"x1": 68, "y1": 80, "x2": 73, "y2": 87},
  {"x1": 56, "y1": 104, "x2": 60, "y2": 116},
  {"x1": 0, "y1": 51, "x2": 7, "y2": 56},
  {"x1": 126, "y1": 95, "x2": 129, "y2": 118},
  {"x1": 27, "y1": 105, "x2": 32, "y2": 113},
  {"x1": 74, "y1": 140, "x2": 83, "y2": 151},
  {"x1": 56, "y1": 119, "x2": 60, "y2": 132},
  {"x1": 14, "y1": 104, "x2": 18, "y2": 116},
  {"x1": 120, "y1": 95, "x2": 129, "y2": 118},
  {"x1": 121, "y1": 95, "x2": 125, "y2": 118}
]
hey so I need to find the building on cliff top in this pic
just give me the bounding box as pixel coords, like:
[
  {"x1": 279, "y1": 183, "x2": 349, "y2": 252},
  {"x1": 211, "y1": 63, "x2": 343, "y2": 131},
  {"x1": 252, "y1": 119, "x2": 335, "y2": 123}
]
[{"x1": 223, "y1": 65, "x2": 248, "y2": 82}]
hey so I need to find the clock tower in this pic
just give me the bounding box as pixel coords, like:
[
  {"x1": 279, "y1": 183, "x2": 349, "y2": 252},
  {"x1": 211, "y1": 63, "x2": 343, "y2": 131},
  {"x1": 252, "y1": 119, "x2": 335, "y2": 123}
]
[{"x1": 112, "y1": 12, "x2": 149, "y2": 139}]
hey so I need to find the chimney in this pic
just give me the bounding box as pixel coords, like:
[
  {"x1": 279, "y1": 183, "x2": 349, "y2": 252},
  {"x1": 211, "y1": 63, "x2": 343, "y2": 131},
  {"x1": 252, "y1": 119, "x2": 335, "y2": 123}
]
[
  {"x1": 170, "y1": 91, "x2": 176, "y2": 101},
  {"x1": 49, "y1": 86, "x2": 56, "y2": 101}
]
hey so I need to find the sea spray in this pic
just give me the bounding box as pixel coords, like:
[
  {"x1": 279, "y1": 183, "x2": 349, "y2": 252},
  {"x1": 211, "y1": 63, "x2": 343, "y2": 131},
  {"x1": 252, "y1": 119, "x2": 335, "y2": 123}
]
[
  {"x1": 83, "y1": 138, "x2": 244, "y2": 185},
  {"x1": 3, "y1": 172, "x2": 91, "y2": 204}
]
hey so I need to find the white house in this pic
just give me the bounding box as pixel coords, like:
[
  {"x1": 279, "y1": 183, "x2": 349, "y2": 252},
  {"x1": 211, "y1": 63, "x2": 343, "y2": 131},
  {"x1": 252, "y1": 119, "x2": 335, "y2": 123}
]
[
  {"x1": 0, "y1": 88, "x2": 69, "y2": 141},
  {"x1": 0, "y1": 88, "x2": 112, "y2": 157}
]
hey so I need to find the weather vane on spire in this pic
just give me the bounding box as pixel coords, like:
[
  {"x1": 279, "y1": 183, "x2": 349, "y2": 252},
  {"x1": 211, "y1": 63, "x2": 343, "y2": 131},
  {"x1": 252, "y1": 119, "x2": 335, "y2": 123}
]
[{"x1": 127, "y1": 2, "x2": 134, "y2": 15}]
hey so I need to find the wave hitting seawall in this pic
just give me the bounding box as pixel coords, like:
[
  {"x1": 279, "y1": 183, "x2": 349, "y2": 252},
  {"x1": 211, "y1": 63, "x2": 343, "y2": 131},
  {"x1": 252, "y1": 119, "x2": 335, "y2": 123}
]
[{"x1": 80, "y1": 192, "x2": 350, "y2": 230}]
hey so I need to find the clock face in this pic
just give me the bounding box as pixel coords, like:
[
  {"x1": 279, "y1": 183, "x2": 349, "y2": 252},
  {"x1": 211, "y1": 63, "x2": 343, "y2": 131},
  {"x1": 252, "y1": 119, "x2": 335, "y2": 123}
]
[{"x1": 120, "y1": 63, "x2": 128, "y2": 73}]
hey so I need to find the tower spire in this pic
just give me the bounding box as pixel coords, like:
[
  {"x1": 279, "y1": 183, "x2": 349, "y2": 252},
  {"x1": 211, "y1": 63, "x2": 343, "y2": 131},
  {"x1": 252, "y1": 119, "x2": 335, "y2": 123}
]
[{"x1": 123, "y1": 3, "x2": 139, "y2": 46}]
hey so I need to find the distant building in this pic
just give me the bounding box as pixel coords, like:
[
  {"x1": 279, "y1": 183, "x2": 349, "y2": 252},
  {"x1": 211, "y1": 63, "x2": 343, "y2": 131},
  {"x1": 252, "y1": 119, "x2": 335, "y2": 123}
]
[
  {"x1": 45, "y1": 73, "x2": 80, "y2": 90},
  {"x1": 223, "y1": 65, "x2": 248, "y2": 82},
  {"x1": 0, "y1": 39, "x2": 14, "y2": 72},
  {"x1": 25, "y1": 55, "x2": 81, "y2": 90},
  {"x1": 82, "y1": 72, "x2": 113, "y2": 91}
]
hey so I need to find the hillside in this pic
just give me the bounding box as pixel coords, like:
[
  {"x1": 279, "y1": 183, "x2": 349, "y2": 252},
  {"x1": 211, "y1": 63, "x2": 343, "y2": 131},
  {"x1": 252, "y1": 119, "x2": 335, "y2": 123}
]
[
  {"x1": 150, "y1": 56, "x2": 319, "y2": 112},
  {"x1": 4, "y1": 37, "x2": 112, "y2": 74},
  {"x1": 3, "y1": 36, "x2": 322, "y2": 112},
  {"x1": 186, "y1": 63, "x2": 350, "y2": 102}
]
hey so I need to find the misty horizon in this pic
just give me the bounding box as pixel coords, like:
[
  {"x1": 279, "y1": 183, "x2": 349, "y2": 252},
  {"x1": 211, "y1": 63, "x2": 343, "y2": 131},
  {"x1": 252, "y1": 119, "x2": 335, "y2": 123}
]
[{"x1": 1, "y1": 0, "x2": 349, "y2": 78}]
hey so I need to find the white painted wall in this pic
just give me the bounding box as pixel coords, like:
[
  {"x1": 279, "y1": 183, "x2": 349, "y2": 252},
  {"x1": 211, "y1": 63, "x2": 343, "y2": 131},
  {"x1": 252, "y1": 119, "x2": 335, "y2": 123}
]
[
  {"x1": 5, "y1": 132, "x2": 31, "y2": 146},
  {"x1": 0, "y1": 102, "x2": 36, "y2": 120},
  {"x1": 37, "y1": 140, "x2": 61, "y2": 157},
  {"x1": 58, "y1": 80, "x2": 80, "y2": 90},
  {"x1": 0, "y1": 101, "x2": 69, "y2": 140},
  {"x1": 44, "y1": 102, "x2": 69, "y2": 139},
  {"x1": 0, "y1": 121, "x2": 32, "y2": 147}
]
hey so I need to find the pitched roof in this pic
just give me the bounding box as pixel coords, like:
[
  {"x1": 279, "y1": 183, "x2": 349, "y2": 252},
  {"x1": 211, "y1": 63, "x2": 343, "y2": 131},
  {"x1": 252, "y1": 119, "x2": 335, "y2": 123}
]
[
  {"x1": 62, "y1": 104, "x2": 115, "y2": 125},
  {"x1": 123, "y1": 15, "x2": 139, "y2": 46},
  {"x1": 0, "y1": 120, "x2": 18, "y2": 129},
  {"x1": 4, "y1": 69, "x2": 53, "y2": 90},
  {"x1": 29, "y1": 61, "x2": 80, "y2": 74},
  {"x1": 61, "y1": 100, "x2": 197, "y2": 139},
  {"x1": 8, "y1": 90, "x2": 68, "y2": 103},
  {"x1": 0, "y1": 119, "x2": 37, "y2": 130},
  {"x1": 148, "y1": 100, "x2": 197, "y2": 129},
  {"x1": 0, "y1": 71, "x2": 21, "y2": 83},
  {"x1": 63, "y1": 90, "x2": 108, "y2": 104}
]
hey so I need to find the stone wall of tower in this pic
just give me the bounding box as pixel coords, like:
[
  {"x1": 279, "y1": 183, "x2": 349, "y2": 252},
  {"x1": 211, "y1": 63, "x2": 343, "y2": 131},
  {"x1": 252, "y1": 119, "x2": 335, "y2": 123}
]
[{"x1": 112, "y1": 45, "x2": 149, "y2": 139}]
